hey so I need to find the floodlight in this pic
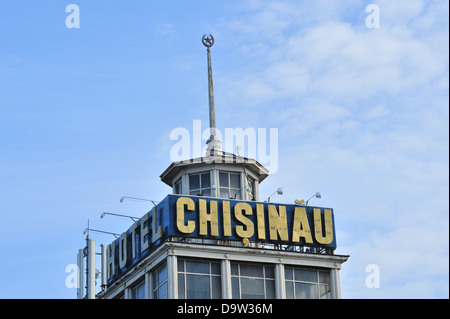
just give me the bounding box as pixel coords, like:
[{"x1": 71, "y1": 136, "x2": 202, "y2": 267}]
[
  {"x1": 305, "y1": 192, "x2": 322, "y2": 205},
  {"x1": 120, "y1": 196, "x2": 158, "y2": 206},
  {"x1": 266, "y1": 187, "x2": 283, "y2": 202},
  {"x1": 101, "y1": 212, "x2": 140, "y2": 222}
]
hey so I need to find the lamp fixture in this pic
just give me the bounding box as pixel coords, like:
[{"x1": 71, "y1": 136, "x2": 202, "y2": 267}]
[
  {"x1": 83, "y1": 227, "x2": 120, "y2": 238},
  {"x1": 120, "y1": 196, "x2": 159, "y2": 206},
  {"x1": 306, "y1": 192, "x2": 321, "y2": 205},
  {"x1": 294, "y1": 192, "x2": 321, "y2": 206},
  {"x1": 101, "y1": 212, "x2": 140, "y2": 222},
  {"x1": 266, "y1": 187, "x2": 283, "y2": 202}
]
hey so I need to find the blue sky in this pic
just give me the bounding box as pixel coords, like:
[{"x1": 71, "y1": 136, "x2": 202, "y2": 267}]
[{"x1": 0, "y1": 0, "x2": 448, "y2": 298}]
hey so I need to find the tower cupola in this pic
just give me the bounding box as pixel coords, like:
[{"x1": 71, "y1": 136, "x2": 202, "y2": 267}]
[{"x1": 160, "y1": 35, "x2": 269, "y2": 201}]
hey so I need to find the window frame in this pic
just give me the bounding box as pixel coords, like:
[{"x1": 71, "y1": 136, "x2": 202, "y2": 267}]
[
  {"x1": 130, "y1": 279, "x2": 146, "y2": 299},
  {"x1": 284, "y1": 267, "x2": 331, "y2": 299},
  {"x1": 245, "y1": 175, "x2": 255, "y2": 200},
  {"x1": 152, "y1": 263, "x2": 168, "y2": 299},
  {"x1": 177, "y1": 258, "x2": 222, "y2": 299},
  {"x1": 219, "y1": 171, "x2": 242, "y2": 199},
  {"x1": 230, "y1": 262, "x2": 275, "y2": 299},
  {"x1": 174, "y1": 178, "x2": 183, "y2": 195},
  {"x1": 188, "y1": 172, "x2": 212, "y2": 197}
]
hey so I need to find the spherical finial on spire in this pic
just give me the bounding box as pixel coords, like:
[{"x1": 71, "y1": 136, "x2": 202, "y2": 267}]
[{"x1": 202, "y1": 34, "x2": 215, "y2": 48}]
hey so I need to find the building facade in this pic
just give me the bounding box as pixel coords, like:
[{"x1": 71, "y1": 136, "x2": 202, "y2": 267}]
[
  {"x1": 102, "y1": 237, "x2": 348, "y2": 299},
  {"x1": 98, "y1": 152, "x2": 348, "y2": 299},
  {"x1": 78, "y1": 35, "x2": 349, "y2": 300}
]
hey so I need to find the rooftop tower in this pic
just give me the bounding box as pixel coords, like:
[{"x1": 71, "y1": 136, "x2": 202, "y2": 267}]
[{"x1": 160, "y1": 35, "x2": 269, "y2": 201}]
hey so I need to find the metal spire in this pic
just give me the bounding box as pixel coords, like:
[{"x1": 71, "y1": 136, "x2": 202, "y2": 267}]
[{"x1": 202, "y1": 34, "x2": 222, "y2": 156}]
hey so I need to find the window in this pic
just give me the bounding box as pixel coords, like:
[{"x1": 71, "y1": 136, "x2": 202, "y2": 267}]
[
  {"x1": 219, "y1": 172, "x2": 241, "y2": 199},
  {"x1": 153, "y1": 263, "x2": 167, "y2": 299},
  {"x1": 285, "y1": 267, "x2": 331, "y2": 299},
  {"x1": 174, "y1": 178, "x2": 182, "y2": 194},
  {"x1": 189, "y1": 172, "x2": 211, "y2": 196},
  {"x1": 177, "y1": 258, "x2": 221, "y2": 299},
  {"x1": 130, "y1": 280, "x2": 145, "y2": 299},
  {"x1": 246, "y1": 176, "x2": 255, "y2": 200},
  {"x1": 231, "y1": 262, "x2": 275, "y2": 299}
]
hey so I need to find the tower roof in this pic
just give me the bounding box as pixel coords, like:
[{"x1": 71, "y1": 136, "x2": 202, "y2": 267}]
[{"x1": 160, "y1": 152, "x2": 269, "y2": 187}]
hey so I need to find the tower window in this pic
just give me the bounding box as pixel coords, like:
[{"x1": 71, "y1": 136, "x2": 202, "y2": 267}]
[
  {"x1": 174, "y1": 178, "x2": 182, "y2": 195},
  {"x1": 189, "y1": 172, "x2": 211, "y2": 196},
  {"x1": 246, "y1": 176, "x2": 255, "y2": 200},
  {"x1": 219, "y1": 172, "x2": 241, "y2": 199}
]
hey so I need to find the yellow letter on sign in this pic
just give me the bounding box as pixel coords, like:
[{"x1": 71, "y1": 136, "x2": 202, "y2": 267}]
[
  {"x1": 234, "y1": 202, "x2": 254, "y2": 239},
  {"x1": 222, "y1": 201, "x2": 232, "y2": 237},
  {"x1": 256, "y1": 203, "x2": 266, "y2": 240},
  {"x1": 291, "y1": 207, "x2": 313, "y2": 243},
  {"x1": 268, "y1": 205, "x2": 289, "y2": 241},
  {"x1": 313, "y1": 208, "x2": 333, "y2": 245},
  {"x1": 176, "y1": 197, "x2": 196, "y2": 234},
  {"x1": 199, "y1": 199, "x2": 219, "y2": 236}
]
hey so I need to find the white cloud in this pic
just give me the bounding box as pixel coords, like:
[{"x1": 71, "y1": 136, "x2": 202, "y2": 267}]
[{"x1": 217, "y1": 0, "x2": 449, "y2": 298}]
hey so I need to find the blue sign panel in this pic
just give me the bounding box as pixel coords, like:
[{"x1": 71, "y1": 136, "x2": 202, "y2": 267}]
[{"x1": 106, "y1": 194, "x2": 337, "y2": 285}]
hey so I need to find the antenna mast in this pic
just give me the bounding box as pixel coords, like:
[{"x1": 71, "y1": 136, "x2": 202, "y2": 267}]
[{"x1": 202, "y1": 34, "x2": 222, "y2": 156}]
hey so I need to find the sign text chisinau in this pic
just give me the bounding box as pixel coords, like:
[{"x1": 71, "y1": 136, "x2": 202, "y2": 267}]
[{"x1": 106, "y1": 195, "x2": 336, "y2": 284}]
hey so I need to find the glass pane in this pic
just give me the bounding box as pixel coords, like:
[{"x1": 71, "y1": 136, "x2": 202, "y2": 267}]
[
  {"x1": 240, "y1": 264, "x2": 264, "y2": 278},
  {"x1": 152, "y1": 273, "x2": 157, "y2": 290},
  {"x1": 189, "y1": 174, "x2": 200, "y2": 190},
  {"x1": 231, "y1": 277, "x2": 240, "y2": 298},
  {"x1": 211, "y1": 262, "x2": 220, "y2": 275},
  {"x1": 203, "y1": 188, "x2": 211, "y2": 197},
  {"x1": 295, "y1": 269, "x2": 317, "y2": 283},
  {"x1": 177, "y1": 259, "x2": 185, "y2": 272},
  {"x1": 211, "y1": 276, "x2": 222, "y2": 299},
  {"x1": 232, "y1": 191, "x2": 241, "y2": 200},
  {"x1": 285, "y1": 267, "x2": 293, "y2": 280},
  {"x1": 265, "y1": 279, "x2": 275, "y2": 299},
  {"x1": 158, "y1": 282, "x2": 167, "y2": 299},
  {"x1": 175, "y1": 179, "x2": 182, "y2": 194},
  {"x1": 319, "y1": 271, "x2": 330, "y2": 284},
  {"x1": 186, "y1": 260, "x2": 210, "y2": 274},
  {"x1": 319, "y1": 285, "x2": 331, "y2": 299},
  {"x1": 285, "y1": 281, "x2": 294, "y2": 299},
  {"x1": 136, "y1": 282, "x2": 145, "y2": 299},
  {"x1": 247, "y1": 178, "x2": 254, "y2": 192},
  {"x1": 264, "y1": 266, "x2": 275, "y2": 278},
  {"x1": 241, "y1": 278, "x2": 265, "y2": 299},
  {"x1": 230, "y1": 173, "x2": 240, "y2": 189},
  {"x1": 131, "y1": 282, "x2": 145, "y2": 299},
  {"x1": 295, "y1": 282, "x2": 318, "y2": 299},
  {"x1": 231, "y1": 263, "x2": 239, "y2": 276},
  {"x1": 201, "y1": 173, "x2": 211, "y2": 188},
  {"x1": 219, "y1": 188, "x2": 229, "y2": 199},
  {"x1": 178, "y1": 274, "x2": 185, "y2": 299},
  {"x1": 219, "y1": 172, "x2": 229, "y2": 187},
  {"x1": 186, "y1": 274, "x2": 210, "y2": 299},
  {"x1": 158, "y1": 265, "x2": 167, "y2": 285}
]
